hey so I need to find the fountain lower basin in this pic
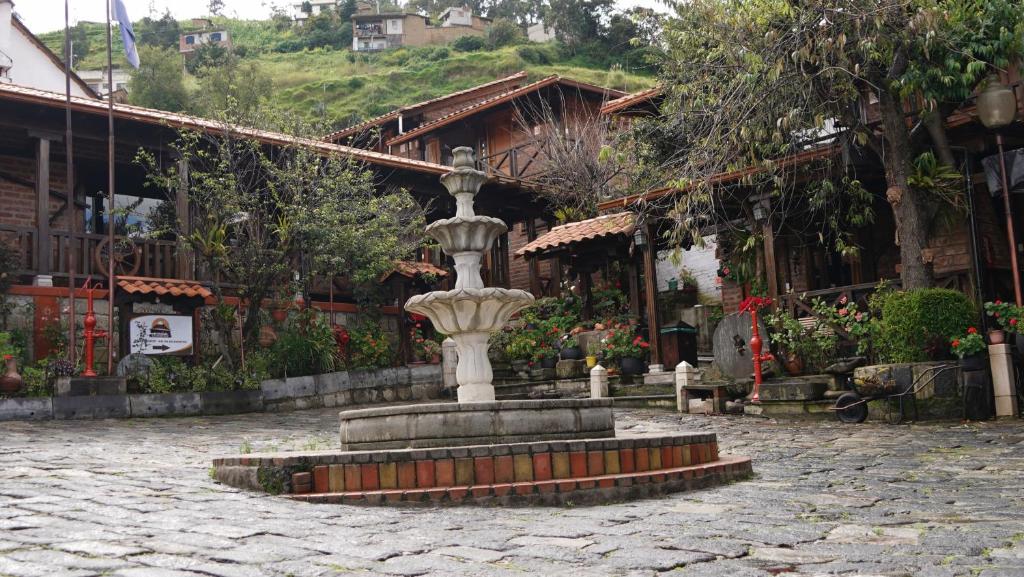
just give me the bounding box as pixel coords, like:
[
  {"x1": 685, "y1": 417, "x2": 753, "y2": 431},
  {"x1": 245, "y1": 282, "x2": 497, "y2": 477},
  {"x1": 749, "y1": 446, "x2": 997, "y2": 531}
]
[{"x1": 338, "y1": 399, "x2": 615, "y2": 450}]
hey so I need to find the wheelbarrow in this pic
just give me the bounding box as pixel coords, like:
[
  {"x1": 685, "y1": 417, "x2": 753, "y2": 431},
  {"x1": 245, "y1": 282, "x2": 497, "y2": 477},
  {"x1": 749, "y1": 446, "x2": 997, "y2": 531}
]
[{"x1": 829, "y1": 362, "x2": 959, "y2": 425}]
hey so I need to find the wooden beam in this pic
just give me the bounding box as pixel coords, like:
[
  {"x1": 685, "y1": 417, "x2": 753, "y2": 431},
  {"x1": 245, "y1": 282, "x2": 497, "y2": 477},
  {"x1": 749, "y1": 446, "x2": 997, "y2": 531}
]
[
  {"x1": 526, "y1": 219, "x2": 542, "y2": 296},
  {"x1": 628, "y1": 258, "x2": 640, "y2": 317},
  {"x1": 641, "y1": 223, "x2": 662, "y2": 366},
  {"x1": 35, "y1": 137, "x2": 51, "y2": 277}
]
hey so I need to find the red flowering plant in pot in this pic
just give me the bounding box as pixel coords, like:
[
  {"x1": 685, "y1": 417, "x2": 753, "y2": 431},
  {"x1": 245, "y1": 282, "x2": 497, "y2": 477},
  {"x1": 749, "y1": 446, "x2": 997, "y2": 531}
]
[
  {"x1": 983, "y1": 301, "x2": 1022, "y2": 344},
  {"x1": 602, "y1": 325, "x2": 650, "y2": 375},
  {"x1": 951, "y1": 327, "x2": 987, "y2": 371}
]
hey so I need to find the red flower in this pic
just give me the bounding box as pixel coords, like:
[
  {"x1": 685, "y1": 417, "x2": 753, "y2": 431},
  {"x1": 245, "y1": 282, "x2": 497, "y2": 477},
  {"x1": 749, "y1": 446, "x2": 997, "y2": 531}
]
[
  {"x1": 838, "y1": 308, "x2": 849, "y2": 317},
  {"x1": 415, "y1": 323, "x2": 422, "y2": 328},
  {"x1": 996, "y1": 299, "x2": 1003, "y2": 305},
  {"x1": 952, "y1": 339, "x2": 961, "y2": 348},
  {"x1": 1012, "y1": 319, "x2": 1019, "y2": 327},
  {"x1": 2, "y1": 354, "x2": 11, "y2": 361},
  {"x1": 639, "y1": 342, "x2": 649, "y2": 348},
  {"x1": 967, "y1": 327, "x2": 978, "y2": 334}
]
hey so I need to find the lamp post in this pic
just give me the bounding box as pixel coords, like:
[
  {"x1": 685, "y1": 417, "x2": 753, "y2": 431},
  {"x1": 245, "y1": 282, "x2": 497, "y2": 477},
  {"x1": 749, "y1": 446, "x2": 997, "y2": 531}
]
[{"x1": 977, "y1": 76, "x2": 1021, "y2": 305}]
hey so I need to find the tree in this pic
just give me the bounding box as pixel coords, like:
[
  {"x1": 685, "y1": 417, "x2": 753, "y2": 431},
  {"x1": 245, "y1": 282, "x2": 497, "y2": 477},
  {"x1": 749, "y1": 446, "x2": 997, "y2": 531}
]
[
  {"x1": 136, "y1": 117, "x2": 425, "y2": 366},
  {"x1": 127, "y1": 45, "x2": 189, "y2": 112},
  {"x1": 185, "y1": 42, "x2": 231, "y2": 74},
  {"x1": 485, "y1": 18, "x2": 524, "y2": 49},
  {"x1": 190, "y1": 55, "x2": 273, "y2": 118},
  {"x1": 653, "y1": 0, "x2": 1023, "y2": 289},
  {"x1": 541, "y1": 0, "x2": 614, "y2": 51},
  {"x1": 69, "y1": 22, "x2": 90, "y2": 67},
  {"x1": 208, "y1": 0, "x2": 225, "y2": 16},
  {"x1": 137, "y1": 10, "x2": 181, "y2": 49}
]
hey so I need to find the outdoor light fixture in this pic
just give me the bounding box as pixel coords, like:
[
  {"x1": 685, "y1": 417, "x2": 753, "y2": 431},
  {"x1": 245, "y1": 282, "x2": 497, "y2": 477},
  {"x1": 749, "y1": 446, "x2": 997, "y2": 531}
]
[
  {"x1": 633, "y1": 223, "x2": 647, "y2": 248},
  {"x1": 977, "y1": 76, "x2": 1022, "y2": 305},
  {"x1": 751, "y1": 196, "x2": 771, "y2": 223}
]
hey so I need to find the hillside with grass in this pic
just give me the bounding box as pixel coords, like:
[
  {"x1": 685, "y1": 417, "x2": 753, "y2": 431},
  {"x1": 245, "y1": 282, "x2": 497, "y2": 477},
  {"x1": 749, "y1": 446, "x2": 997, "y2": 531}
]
[{"x1": 38, "y1": 17, "x2": 655, "y2": 130}]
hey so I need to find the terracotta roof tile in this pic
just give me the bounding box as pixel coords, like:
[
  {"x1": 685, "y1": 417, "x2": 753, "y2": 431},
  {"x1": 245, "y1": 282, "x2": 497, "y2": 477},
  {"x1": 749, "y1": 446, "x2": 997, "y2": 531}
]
[
  {"x1": 515, "y1": 212, "x2": 635, "y2": 258},
  {"x1": 322, "y1": 71, "x2": 529, "y2": 142},
  {"x1": 382, "y1": 261, "x2": 450, "y2": 282},
  {"x1": 600, "y1": 86, "x2": 663, "y2": 115},
  {"x1": 386, "y1": 76, "x2": 627, "y2": 147},
  {"x1": 117, "y1": 276, "x2": 212, "y2": 299}
]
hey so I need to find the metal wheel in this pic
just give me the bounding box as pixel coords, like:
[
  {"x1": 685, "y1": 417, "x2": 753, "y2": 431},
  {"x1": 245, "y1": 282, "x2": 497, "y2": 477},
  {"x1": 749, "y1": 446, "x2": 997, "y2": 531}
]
[
  {"x1": 835, "y1": 392, "x2": 868, "y2": 424},
  {"x1": 884, "y1": 396, "x2": 904, "y2": 425}
]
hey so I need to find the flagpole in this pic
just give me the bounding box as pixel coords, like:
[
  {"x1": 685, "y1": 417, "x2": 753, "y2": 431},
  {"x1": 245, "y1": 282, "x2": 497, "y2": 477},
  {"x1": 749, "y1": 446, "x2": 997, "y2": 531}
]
[
  {"x1": 64, "y1": 0, "x2": 76, "y2": 366},
  {"x1": 106, "y1": 0, "x2": 116, "y2": 375}
]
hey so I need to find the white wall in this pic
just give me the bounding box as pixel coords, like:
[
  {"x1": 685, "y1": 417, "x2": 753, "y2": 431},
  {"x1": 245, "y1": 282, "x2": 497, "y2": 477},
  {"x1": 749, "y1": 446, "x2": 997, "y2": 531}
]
[
  {"x1": 5, "y1": 25, "x2": 91, "y2": 97},
  {"x1": 656, "y1": 235, "x2": 721, "y2": 303}
]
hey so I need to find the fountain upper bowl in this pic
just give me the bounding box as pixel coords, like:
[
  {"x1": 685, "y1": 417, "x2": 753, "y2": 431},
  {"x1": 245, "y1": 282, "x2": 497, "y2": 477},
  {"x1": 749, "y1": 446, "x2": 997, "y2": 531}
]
[{"x1": 405, "y1": 288, "x2": 534, "y2": 334}]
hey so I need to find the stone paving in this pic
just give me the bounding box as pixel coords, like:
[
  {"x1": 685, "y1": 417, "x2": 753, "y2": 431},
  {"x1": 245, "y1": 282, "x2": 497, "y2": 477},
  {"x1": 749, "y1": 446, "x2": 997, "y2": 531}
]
[{"x1": 1, "y1": 409, "x2": 1023, "y2": 577}]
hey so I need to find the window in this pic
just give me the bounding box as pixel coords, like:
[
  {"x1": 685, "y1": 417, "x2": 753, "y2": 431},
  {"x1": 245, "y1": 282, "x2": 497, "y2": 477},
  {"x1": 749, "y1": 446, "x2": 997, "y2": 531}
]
[
  {"x1": 185, "y1": 35, "x2": 195, "y2": 44},
  {"x1": 210, "y1": 32, "x2": 222, "y2": 42}
]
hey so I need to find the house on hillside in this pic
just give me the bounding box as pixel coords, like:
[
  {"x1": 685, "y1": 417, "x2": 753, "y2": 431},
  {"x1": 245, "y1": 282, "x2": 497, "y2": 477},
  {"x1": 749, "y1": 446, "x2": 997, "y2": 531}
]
[
  {"x1": 293, "y1": 0, "x2": 339, "y2": 23},
  {"x1": 351, "y1": 6, "x2": 490, "y2": 52},
  {"x1": 77, "y1": 68, "x2": 131, "y2": 98},
  {"x1": 179, "y1": 28, "x2": 232, "y2": 56},
  {"x1": 0, "y1": 1, "x2": 96, "y2": 98}
]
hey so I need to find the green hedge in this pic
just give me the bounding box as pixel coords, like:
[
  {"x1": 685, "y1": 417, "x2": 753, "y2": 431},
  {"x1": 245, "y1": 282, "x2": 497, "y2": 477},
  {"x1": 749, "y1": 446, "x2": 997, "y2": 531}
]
[{"x1": 873, "y1": 288, "x2": 975, "y2": 363}]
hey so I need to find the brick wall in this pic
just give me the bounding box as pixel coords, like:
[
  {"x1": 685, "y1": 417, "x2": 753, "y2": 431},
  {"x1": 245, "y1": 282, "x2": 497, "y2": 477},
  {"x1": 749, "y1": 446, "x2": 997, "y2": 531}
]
[{"x1": 0, "y1": 153, "x2": 71, "y2": 230}]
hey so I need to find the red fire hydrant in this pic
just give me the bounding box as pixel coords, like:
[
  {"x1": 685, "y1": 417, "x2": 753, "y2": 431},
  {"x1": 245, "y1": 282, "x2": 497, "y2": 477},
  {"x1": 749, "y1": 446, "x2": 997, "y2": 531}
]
[
  {"x1": 81, "y1": 279, "x2": 108, "y2": 378},
  {"x1": 740, "y1": 296, "x2": 774, "y2": 403}
]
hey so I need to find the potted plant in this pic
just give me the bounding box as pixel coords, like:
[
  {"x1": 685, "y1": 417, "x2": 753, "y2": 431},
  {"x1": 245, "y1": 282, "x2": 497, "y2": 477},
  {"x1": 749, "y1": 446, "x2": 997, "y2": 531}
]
[
  {"x1": 505, "y1": 334, "x2": 533, "y2": 374},
  {"x1": 585, "y1": 341, "x2": 601, "y2": 369},
  {"x1": 0, "y1": 332, "x2": 23, "y2": 395},
  {"x1": 983, "y1": 300, "x2": 1020, "y2": 344},
  {"x1": 951, "y1": 327, "x2": 987, "y2": 371},
  {"x1": 559, "y1": 334, "x2": 583, "y2": 360},
  {"x1": 423, "y1": 339, "x2": 442, "y2": 364},
  {"x1": 534, "y1": 343, "x2": 558, "y2": 369},
  {"x1": 602, "y1": 326, "x2": 649, "y2": 375}
]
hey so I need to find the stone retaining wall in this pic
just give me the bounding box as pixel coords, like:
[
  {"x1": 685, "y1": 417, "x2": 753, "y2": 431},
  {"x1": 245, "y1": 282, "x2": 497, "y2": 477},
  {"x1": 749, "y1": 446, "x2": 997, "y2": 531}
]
[{"x1": 0, "y1": 365, "x2": 443, "y2": 421}]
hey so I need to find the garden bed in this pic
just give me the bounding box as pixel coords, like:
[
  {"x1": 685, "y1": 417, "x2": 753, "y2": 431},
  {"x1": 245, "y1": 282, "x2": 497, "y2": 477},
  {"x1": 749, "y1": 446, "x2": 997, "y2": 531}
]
[{"x1": 0, "y1": 364, "x2": 442, "y2": 421}]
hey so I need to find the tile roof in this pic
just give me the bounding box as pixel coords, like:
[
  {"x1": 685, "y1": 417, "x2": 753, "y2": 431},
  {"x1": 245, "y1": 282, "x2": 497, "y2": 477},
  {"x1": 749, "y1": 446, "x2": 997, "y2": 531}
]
[
  {"x1": 322, "y1": 71, "x2": 529, "y2": 143},
  {"x1": 386, "y1": 76, "x2": 628, "y2": 147},
  {"x1": 382, "y1": 261, "x2": 450, "y2": 282},
  {"x1": 600, "y1": 86, "x2": 663, "y2": 115},
  {"x1": 515, "y1": 212, "x2": 635, "y2": 258},
  {"x1": 0, "y1": 83, "x2": 450, "y2": 176},
  {"x1": 117, "y1": 276, "x2": 212, "y2": 299}
]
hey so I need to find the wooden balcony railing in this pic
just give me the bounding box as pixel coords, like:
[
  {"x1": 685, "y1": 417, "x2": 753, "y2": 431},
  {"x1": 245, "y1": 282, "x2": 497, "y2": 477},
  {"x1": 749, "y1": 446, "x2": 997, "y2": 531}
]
[
  {"x1": 479, "y1": 142, "x2": 546, "y2": 181},
  {"x1": 0, "y1": 225, "x2": 182, "y2": 281}
]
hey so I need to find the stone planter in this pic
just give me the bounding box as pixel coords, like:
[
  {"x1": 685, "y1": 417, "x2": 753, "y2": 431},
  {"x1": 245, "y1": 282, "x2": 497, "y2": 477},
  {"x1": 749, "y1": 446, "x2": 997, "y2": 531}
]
[
  {"x1": 559, "y1": 346, "x2": 583, "y2": 360},
  {"x1": 540, "y1": 356, "x2": 557, "y2": 369},
  {"x1": 960, "y1": 354, "x2": 986, "y2": 372}
]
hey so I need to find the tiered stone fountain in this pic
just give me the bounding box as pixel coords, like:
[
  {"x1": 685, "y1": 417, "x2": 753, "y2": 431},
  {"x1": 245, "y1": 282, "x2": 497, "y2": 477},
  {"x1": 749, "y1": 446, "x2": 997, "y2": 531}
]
[
  {"x1": 211, "y1": 148, "x2": 752, "y2": 505},
  {"x1": 405, "y1": 147, "x2": 535, "y2": 403}
]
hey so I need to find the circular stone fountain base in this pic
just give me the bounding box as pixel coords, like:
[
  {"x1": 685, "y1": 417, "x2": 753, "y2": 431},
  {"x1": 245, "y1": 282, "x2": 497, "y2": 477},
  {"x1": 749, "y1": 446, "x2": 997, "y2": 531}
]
[{"x1": 338, "y1": 399, "x2": 614, "y2": 451}]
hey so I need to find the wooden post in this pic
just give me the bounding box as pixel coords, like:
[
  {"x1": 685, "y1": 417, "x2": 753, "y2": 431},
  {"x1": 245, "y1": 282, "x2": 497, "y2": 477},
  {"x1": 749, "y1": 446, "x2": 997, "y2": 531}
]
[
  {"x1": 627, "y1": 258, "x2": 640, "y2": 317},
  {"x1": 762, "y1": 218, "x2": 779, "y2": 306},
  {"x1": 642, "y1": 223, "x2": 661, "y2": 366},
  {"x1": 35, "y1": 137, "x2": 52, "y2": 278},
  {"x1": 525, "y1": 219, "x2": 542, "y2": 296},
  {"x1": 175, "y1": 157, "x2": 192, "y2": 280},
  {"x1": 397, "y1": 279, "x2": 411, "y2": 365},
  {"x1": 579, "y1": 265, "x2": 594, "y2": 321}
]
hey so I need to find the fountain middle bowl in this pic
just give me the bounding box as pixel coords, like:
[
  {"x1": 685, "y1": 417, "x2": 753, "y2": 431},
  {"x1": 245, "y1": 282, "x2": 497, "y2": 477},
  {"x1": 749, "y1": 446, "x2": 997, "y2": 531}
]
[
  {"x1": 425, "y1": 216, "x2": 508, "y2": 254},
  {"x1": 405, "y1": 287, "x2": 534, "y2": 334}
]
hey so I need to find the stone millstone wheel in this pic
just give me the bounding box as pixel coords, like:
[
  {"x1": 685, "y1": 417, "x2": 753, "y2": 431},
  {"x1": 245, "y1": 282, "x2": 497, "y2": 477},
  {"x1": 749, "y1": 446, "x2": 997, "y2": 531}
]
[{"x1": 712, "y1": 312, "x2": 769, "y2": 380}]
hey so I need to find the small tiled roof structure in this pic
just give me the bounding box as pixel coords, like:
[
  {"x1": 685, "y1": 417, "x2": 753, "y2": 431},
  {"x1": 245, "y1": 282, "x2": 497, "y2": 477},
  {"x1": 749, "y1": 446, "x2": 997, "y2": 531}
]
[
  {"x1": 117, "y1": 276, "x2": 212, "y2": 299},
  {"x1": 381, "y1": 261, "x2": 449, "y2": 282},
  {"x1": 515, "y1": 212, "x2": 635, "y2": 259}
]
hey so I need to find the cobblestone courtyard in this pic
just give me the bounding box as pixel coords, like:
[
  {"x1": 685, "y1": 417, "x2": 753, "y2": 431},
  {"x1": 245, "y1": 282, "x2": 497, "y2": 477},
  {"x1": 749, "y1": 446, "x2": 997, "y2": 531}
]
[{"x1": 1, "y1": 409, "x2": 1023, "y2": 577}]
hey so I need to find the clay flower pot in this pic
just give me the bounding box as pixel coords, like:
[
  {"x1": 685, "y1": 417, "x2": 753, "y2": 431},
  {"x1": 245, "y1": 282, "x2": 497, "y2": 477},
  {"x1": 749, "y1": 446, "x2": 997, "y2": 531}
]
[
  {"x1": 1, "y1": 356, "x2": 23, "y2": 395},
  {"x1": 783, "y1": 352, "x2": 804, "y2": 376},
  {"x1": 271, "y1": 309, "x2": 289, "y2": 323},
  {"x1": 989, "y1": 329, "x2": 1006, "y2": 345}
]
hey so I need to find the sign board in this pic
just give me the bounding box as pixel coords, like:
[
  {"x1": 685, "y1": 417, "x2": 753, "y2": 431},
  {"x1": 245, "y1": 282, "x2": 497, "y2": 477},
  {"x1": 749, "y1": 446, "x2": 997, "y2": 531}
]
[{"x1": 130, "y1": 314, "x2": 193, "y2": 356}]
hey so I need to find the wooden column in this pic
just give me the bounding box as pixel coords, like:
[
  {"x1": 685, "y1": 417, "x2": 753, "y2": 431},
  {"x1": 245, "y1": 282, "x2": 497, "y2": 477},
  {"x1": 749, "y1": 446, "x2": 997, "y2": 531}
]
[
  {"x1": 641, "y1": 224, "x2": 661, "y2": 366},
  {"x1": 579, "y1": 265, "x2": 594, "y2": 321},
  {"x1": 762, "y1": 218, "x2": 779, "y2": 305},
  {"x1": 35, "y1": 137, "x2": 52, "y2": 277},
  {"x1": 525, "y1": 219, "x2": 542, "y2": 296},
  {"x1": 396, "y1": 279, "x2": 411, "y2": 365},
  {"x1": 627, "y1": 258, "x2": 640, "y2": 317},
  {"x1": 175, "y1": 157, "x2": 193, "y2": 280}
]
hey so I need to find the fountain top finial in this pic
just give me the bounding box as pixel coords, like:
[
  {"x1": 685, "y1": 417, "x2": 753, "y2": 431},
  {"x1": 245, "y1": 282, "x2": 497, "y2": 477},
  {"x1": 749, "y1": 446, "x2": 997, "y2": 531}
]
[{"x1": 451, "y1": 147, "x2": 475, "y2": 170}]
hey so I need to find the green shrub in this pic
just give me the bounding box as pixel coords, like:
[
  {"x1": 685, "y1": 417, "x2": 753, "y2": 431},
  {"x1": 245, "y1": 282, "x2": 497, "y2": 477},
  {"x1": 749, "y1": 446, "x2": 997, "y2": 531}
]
[
  {"x1": 452, "y1": 35, "x2": 486, "y2": 52},
  {"x1": 872, "y1": 288, "x2": 975, "y2": 363},
  {"x1": 346, "y1": 322, "x2": 394, "y2": 369},
  {"x1": 486, "y1": 19, "x2": 524, "y2": 49},
  {"x1": 270, "y1": 310, "x2": 338, "y2": 378}
]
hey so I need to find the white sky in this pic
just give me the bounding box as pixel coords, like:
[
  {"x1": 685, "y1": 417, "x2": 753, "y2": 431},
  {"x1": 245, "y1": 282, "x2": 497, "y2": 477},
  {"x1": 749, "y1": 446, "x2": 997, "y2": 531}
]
[{"x1": 18, "y1": 0, "x2": 668, "y2": 34}]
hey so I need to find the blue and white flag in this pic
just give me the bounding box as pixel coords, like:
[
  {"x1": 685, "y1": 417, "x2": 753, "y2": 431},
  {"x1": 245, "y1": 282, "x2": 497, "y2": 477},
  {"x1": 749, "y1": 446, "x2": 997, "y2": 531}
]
[{"x1": 112, "y1": 0, "x2": 140, "y2": 68}]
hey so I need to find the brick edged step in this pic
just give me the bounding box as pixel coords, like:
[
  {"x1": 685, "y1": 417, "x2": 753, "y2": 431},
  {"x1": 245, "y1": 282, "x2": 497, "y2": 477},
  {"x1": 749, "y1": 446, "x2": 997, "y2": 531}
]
[{"x1": 286, "y1": 455, "x2": 752, "y2": 506}]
